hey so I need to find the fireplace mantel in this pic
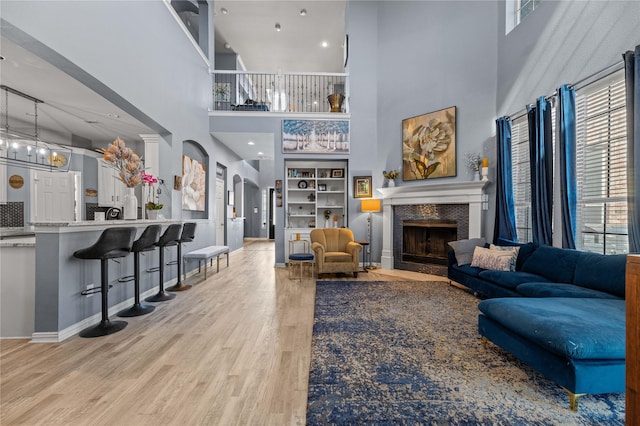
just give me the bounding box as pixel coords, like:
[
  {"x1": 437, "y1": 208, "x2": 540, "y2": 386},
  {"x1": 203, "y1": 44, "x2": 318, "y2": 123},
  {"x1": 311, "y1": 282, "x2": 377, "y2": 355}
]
[{"x1": 377, "y1": 180, "x2": 489, "y2": 270}]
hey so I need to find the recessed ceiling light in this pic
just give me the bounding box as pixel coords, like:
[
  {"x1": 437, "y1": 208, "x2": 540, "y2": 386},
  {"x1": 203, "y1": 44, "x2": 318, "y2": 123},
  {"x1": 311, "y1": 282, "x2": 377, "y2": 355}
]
[
  {"x1": 313, "y1": 101, "x2": 318, "y2": 105},
  {"x1": 257, "y1": 151, "x2": 264, "y2": 155},
  {"x1": 275, "y1": 23, "x2": 281, "y2": 31},
  {"x1": 299, "y1": 9, "x2": 307, "y2": 16},
  {"x1": 224, "y1": 42, "x2": 231, "y2": 49},
  {"x1": 321, "y1": 41, "x2": 328, "y2": 48},
  {"x1": 248, "y1": 141, "x2": 255, "y2": 145},
  {"x1": 221, "y1": 7, "x2": 228, "y2": 14},
  {"x1": 108, "y1": 113, "x2": 120, "y2": 118}
]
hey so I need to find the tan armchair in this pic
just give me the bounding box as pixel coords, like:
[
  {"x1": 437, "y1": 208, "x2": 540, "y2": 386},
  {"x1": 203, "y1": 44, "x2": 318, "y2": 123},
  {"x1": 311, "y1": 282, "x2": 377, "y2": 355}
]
[{"x1": 310, "y1": 228, "x2": 362, "y2": 278}]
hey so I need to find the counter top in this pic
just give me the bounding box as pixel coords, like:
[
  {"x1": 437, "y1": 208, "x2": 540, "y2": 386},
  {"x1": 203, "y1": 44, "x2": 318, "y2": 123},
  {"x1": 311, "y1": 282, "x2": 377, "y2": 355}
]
[
  {"x1": 0, "y1": 236, "x2": 36, "y2": 247},
  {"x1": 0, "y1": 227, "x2": 36, "y2": 239},
  {"x1": 32, "y1": 219, "x2": 182, "y2": 233}
]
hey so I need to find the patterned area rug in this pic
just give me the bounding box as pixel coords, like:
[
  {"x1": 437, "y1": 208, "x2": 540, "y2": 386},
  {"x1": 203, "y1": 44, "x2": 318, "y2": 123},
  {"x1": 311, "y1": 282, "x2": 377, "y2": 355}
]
[{"x1": 307, "y1": 281, "x2": 625, "y2": 425}]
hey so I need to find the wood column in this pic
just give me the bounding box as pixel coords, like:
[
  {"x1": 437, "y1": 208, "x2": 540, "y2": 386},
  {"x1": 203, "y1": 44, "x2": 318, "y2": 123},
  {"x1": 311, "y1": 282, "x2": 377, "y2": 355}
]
[{"x1": 627, "y1": 255, "x2": 640, "y2": 425}]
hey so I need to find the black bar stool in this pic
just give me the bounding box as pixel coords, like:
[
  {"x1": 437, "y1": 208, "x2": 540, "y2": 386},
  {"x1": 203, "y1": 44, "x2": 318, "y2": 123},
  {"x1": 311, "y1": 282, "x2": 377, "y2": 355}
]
[
  {"x1": 73, "y1": 227, "x2": 136, "y2": 338},
  {"x1": 117, "y1": 225, "x2": 161, "y2": 317},
  {"x1": 145, "y1": 224, "x2": 182, "y2": 302},
  {"x1": 167, "y1": 222, "x2": 196, "y2": 292}
]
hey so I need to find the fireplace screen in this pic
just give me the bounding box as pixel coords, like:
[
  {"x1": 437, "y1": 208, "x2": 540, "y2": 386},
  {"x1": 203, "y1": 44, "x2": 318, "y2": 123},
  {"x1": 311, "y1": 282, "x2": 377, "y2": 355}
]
[{"x1": 402, "y1": 220, "x2": 457, "y2": 265}]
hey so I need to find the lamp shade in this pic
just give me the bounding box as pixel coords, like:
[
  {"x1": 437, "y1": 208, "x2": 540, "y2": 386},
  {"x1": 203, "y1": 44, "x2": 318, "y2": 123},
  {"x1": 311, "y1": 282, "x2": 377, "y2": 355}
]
[{"x1": 361, "y1": 198, "x2": 381, "y2": 213}]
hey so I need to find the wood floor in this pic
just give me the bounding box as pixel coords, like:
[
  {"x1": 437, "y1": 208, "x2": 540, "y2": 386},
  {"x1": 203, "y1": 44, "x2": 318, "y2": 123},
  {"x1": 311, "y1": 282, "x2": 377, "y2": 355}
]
[{"x1": 0, "y1": 240, "x2": 447, "y2": 426}]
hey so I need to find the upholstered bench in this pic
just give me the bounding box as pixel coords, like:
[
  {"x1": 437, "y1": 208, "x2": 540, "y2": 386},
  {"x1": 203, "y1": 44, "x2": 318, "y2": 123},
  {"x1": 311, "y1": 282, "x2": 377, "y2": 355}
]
[
  {"x1": 183, "y1": 246, "x2": 230, "y2": 281},
  {"x1": 478, "y1": 297, "x2": 626, "y2": 410}
]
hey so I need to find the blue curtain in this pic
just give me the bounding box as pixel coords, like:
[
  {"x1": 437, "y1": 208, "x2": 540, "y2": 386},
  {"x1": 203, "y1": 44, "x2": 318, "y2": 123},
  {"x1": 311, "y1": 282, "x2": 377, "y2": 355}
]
[
  {"x1": 527, "y1": 97, "x2": 553, "y2": 246},
  {"x1": 558, "y1": 85, "x2": 577, "y2": 249},
  {"x1": 624, "y1": 45, "x2": 640, "y2": 253},
  {"x1": 493, "y1": 117, "x2": 518, "y2": 244}
]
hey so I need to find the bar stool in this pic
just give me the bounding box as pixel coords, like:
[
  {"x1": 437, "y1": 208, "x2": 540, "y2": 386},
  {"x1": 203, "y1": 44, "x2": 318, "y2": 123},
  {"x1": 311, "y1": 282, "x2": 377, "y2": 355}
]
[
  {"x1": 117, "y1": 225, "x2": 161, "y2": 317},
  {"x1": 145, "y1": 224, "x2": 182, "y2": 302},
  {"x1": 73, "y1": 227, "x2": 136, "y2": 338},
  {"x1": 167, "y1": 222, "x2": 196, "y2": 291}
]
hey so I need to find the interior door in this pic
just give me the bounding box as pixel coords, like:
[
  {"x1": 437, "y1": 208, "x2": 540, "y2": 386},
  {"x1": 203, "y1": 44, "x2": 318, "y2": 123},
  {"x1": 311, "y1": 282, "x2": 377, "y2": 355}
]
[
  {"x1": 215, "y1": 178, "x2": 225, "y2": 245},
  {"x1": 269, "y1": 187, "x2": 275, "y2": 239},
  {"x1": 31, "y1": 170, "x2": 76, "y2": 222}
]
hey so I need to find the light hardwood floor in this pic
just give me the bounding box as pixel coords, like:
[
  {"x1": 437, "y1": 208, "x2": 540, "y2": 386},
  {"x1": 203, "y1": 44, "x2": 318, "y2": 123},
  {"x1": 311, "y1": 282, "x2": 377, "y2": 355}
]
[{"x1": 0, "y1": 240, "x2": 447, "y2": 426}]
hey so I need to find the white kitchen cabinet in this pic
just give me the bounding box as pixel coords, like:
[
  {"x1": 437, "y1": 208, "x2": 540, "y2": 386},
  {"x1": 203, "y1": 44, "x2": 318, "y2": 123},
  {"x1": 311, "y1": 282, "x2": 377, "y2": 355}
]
[
  {"x1": 284, "y1": 160, "x2": 348, "y2": 260},
  {"x1": 97, "y1": 158, "x2": 125, "y2": 207}
]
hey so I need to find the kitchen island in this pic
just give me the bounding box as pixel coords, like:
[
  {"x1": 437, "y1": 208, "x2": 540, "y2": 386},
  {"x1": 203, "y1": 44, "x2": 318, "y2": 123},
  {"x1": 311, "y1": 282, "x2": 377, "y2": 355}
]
[{"x1": 29, "y1": 219, "x2": 214, "y2": 342}]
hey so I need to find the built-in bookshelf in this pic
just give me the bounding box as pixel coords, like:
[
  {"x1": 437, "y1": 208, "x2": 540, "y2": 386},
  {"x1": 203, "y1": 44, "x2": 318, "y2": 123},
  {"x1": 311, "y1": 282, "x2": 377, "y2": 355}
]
[{"x1": 284, "y1": 160, "x2": 348, "y2": 259}]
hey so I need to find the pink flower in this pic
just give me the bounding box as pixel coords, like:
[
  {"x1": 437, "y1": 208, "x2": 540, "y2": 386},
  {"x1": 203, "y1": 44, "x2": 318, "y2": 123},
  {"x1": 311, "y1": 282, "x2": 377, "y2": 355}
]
[{"x1": 142, "y1": 171, "x2": 158, "y2": 185}]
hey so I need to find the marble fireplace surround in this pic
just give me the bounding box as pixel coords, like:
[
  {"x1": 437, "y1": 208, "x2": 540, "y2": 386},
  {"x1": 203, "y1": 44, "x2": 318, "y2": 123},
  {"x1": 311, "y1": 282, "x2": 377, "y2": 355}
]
[{"x1": 377, "y1": 181, "x2": 489, "y2": 270}]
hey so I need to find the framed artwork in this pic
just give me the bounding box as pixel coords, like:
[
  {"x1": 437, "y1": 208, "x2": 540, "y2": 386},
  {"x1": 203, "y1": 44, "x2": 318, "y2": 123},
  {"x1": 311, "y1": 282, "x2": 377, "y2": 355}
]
[
  {"x1": 402, "y1": 106, "x2": 456, "y2": 181},
  {"x1": 353, "y1": 176, "x2": 372, "y2": 199},
  {"x1": 282, "y1": 119, "x2": 350, "y2": 153},
  {"x1": 331, "y1": 169, "x2": 344, "y2": 178},
  {"x1": 182, "y1": 154, "x2": 206, "y2": 211},
  {"x1": 318, "y1": 184, "x2": 327, "y2": 191}
]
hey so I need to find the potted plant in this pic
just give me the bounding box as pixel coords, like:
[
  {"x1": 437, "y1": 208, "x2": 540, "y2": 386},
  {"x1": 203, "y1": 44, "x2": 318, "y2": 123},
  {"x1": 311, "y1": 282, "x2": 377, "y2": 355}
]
[
  {"x1": 324, "y1": 209, "x2": 332, "y2": 228},
  {"x1": 145, "y1": 201, "x2": 163, "y2": 219}
]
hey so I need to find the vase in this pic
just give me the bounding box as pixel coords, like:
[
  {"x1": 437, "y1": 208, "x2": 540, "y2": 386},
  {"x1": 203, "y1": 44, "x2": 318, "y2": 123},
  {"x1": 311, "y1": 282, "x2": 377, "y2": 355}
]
[
  {"x1": 327, "y1": 93, "x2": 345, "y2": 112},
  {"x1": 325, "y1": 219, "x2": 330, "y2": 228},
  {"x1": 388, "y1": 179, "x2": 395, "y2": 187},
  {"x1": 146, "y1": 210, "x2": 158, "y2": 220},
  {"x1": 473, "y1": 171, "x2": 481, "y2": 181},
  {"x1": 123, "y1": 187, "x2": 138, "y2": 220}
]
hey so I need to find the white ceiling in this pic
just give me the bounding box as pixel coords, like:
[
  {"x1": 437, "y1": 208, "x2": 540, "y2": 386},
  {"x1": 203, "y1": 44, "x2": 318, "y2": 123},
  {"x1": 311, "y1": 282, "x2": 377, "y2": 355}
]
[
  {"x1": 0, "y1": 1, "x2": 346, "y2": 161},
  {"x1": 213, "y1": 0, "x2": 346, "y2": 73},
  {"x1": 0, "y1": 37, "x2": 155, "y2": 149}
]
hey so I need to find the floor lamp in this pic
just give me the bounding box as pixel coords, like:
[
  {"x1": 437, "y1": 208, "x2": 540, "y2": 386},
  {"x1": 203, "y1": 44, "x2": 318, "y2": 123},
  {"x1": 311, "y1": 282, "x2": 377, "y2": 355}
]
[{"x1": 361, "y1": 198, "x2": 381, "y2": 269}]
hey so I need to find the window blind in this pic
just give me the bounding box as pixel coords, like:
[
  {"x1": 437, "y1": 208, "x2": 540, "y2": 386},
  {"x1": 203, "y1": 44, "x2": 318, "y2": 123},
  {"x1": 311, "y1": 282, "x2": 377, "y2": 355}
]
[
  {"x1": 510, "y1": 115, "x2": 532, "y2": 243},
  {"x1": 575, "y1": 70, "x2": 628, "y2": 254}
]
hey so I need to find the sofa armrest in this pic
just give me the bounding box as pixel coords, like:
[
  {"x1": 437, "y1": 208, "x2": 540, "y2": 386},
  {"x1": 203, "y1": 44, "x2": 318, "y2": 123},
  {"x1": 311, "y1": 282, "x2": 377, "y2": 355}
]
[
  {"x1": 346, "y1": 241, "x2": 362, "y2": 261},
  {"x1": 312, "y1": 242, "x2": 326, "y2": 268}
]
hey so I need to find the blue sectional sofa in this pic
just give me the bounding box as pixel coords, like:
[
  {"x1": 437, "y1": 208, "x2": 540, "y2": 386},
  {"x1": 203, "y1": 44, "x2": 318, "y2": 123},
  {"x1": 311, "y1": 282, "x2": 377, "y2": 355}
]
[{"x1": 447, "y1": 243, "x2": 627, "y2": 410}]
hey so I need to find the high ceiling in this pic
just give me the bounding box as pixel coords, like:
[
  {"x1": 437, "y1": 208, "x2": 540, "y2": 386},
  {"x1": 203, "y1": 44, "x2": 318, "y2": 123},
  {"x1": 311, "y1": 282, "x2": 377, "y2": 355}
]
[
  {"x1": 0, "y1": 1, "x2": 347, "y2": 161},
  {"x1": 0, "y1": 37, "x2": 155, "y2": 150},
  {"x1": 213, "y1": 0, "x2": 346, "y2": 73}
]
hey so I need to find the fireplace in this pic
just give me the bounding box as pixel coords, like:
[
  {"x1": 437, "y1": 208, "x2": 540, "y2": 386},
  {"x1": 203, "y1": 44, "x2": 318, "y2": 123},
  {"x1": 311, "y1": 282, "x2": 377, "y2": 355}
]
[
  {"x1": 402, "y1": 220, "x2": 457, "y2": 266},
  {"x1": 378, "y1": 181, "x2": 488, "y2": 276}
]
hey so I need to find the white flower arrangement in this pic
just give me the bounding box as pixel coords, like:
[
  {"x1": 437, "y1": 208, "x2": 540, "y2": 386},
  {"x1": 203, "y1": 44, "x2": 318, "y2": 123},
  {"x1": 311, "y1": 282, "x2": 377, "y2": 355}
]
[{"x1": 466, "y1": 153, "x2": 482, "y2": 172}]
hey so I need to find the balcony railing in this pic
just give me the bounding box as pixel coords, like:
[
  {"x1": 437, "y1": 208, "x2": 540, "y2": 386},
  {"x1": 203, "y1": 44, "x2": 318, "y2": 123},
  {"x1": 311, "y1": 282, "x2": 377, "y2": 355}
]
[{"x1": 211, "y1": 70, "x2": 348, "y2": 113}]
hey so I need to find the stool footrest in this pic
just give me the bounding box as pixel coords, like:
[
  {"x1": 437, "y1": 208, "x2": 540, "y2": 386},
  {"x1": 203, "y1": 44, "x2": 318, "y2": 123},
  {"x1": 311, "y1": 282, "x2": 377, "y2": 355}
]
[
  {"x1": 81, "y1": 285, "x2": 112, "y2": 296},
  {"x1": 146, "y1": 266, "x2": 160, "y2": 273},
  {"x1": 117, "y1": 275, "x2": 135, "y2": 283}
]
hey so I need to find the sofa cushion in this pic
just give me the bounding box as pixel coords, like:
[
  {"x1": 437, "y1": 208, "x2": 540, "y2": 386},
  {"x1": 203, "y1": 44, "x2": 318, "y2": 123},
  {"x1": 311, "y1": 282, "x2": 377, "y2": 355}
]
[
  {"x1": 521, "y1": 245, "x2": 581, "y2": 283},
  {"x1": 448, "y1": 238, "x2": 486, "y2": 265},
  {"x1": 478, "y1": 270, "x2": 549, "y2": 290},
  {"x1": 573, "y1": 252, "x2": 626, "y2": 298},
  {"x1": 471, "y1": 246, "x2": 517, "y2": 271},
  {"x1": 478, "y1": 298, "x2": 626, "y2": 360},
  {"x1": 324, "y1": 252, "x2": 352, "y2": 263},
  {"x1": 452, "y1": 263, "x2": 483, "y2": 277},
  {"x1": 516, "y1": 282, "x2": 622, "y2": 299}
]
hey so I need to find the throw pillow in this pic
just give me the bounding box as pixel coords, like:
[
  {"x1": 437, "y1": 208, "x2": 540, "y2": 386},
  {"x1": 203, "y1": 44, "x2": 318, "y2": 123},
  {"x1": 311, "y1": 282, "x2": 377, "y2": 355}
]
[
  {"x1": 448, "y1": 238, "x2": 486, "y2": 265},
  {"x1": 490, "y1": 244, "x2": 520, "y2": 256},
  {"x1": 471, "y1": 246, "x2": 518, "y2": 272}
]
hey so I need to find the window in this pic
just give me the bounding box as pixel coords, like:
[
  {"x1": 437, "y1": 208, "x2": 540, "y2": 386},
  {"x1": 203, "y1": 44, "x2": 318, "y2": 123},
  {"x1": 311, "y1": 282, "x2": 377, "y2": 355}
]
[
  {"x1": 506, "y1": 0, "x2": 542, "y2": 34},
  {"x1": 575, "y1": 70, "x2": 627, "y2": 254},
  {"x1": 510, "y1": 116, "x2": 532, "y2": 243}
]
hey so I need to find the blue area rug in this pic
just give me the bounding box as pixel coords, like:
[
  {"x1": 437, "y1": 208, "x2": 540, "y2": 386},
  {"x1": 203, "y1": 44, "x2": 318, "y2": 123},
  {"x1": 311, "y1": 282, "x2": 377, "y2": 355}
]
[{"x1": 306, "y1": 281, "x2": 625, "y2": 425}]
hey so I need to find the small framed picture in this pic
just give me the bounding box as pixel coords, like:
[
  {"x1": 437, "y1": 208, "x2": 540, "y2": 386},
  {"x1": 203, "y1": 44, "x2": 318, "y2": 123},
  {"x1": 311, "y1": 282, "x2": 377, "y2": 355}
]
[
  {"x1": 353, "y1": 176, "x2": 372, "y2": 199},
  {"x1": 318, "y1": 184, "x2": 327, "y2": 191},
  {"x1": 331, "y1": 169, "x2": 344, "y2": 178}
]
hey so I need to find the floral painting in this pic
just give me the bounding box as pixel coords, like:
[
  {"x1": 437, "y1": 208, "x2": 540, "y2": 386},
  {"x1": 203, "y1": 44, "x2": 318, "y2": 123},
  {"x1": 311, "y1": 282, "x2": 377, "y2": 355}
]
[
  {"x1": 182, "y1": 155, "x2": 206, "y2": 211},
  {"x1": 282, "y1": 119, "x2": 349, "y2": 153},
  {"x1": 402, "y1": 106, "x2": 456, "y2": 180}
]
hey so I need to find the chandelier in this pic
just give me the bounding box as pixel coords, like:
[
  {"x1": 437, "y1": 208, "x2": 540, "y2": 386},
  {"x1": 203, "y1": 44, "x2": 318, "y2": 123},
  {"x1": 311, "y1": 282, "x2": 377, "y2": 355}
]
[{"x1": 0, "y1": 85, "x2": 72, "y2": 172}]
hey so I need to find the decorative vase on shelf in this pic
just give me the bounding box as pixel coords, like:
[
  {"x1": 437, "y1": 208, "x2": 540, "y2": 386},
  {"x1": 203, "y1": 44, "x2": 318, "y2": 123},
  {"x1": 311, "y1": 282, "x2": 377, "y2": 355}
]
[
  {"x1": 473, "y1": 171, "x2": 481, "y2": 181},
  {"x1": 388, "y1": 179, "x2": 396, "y2": 188},
  {"x1": 324, "y1": 219, "x2": 330, "y2": 228},
  {"x1": 123, "y1": 187, "x2": 138, "y2": 220},
  {"x1": 146, "y1": 209, "x2": 159, "y2": 220}
]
